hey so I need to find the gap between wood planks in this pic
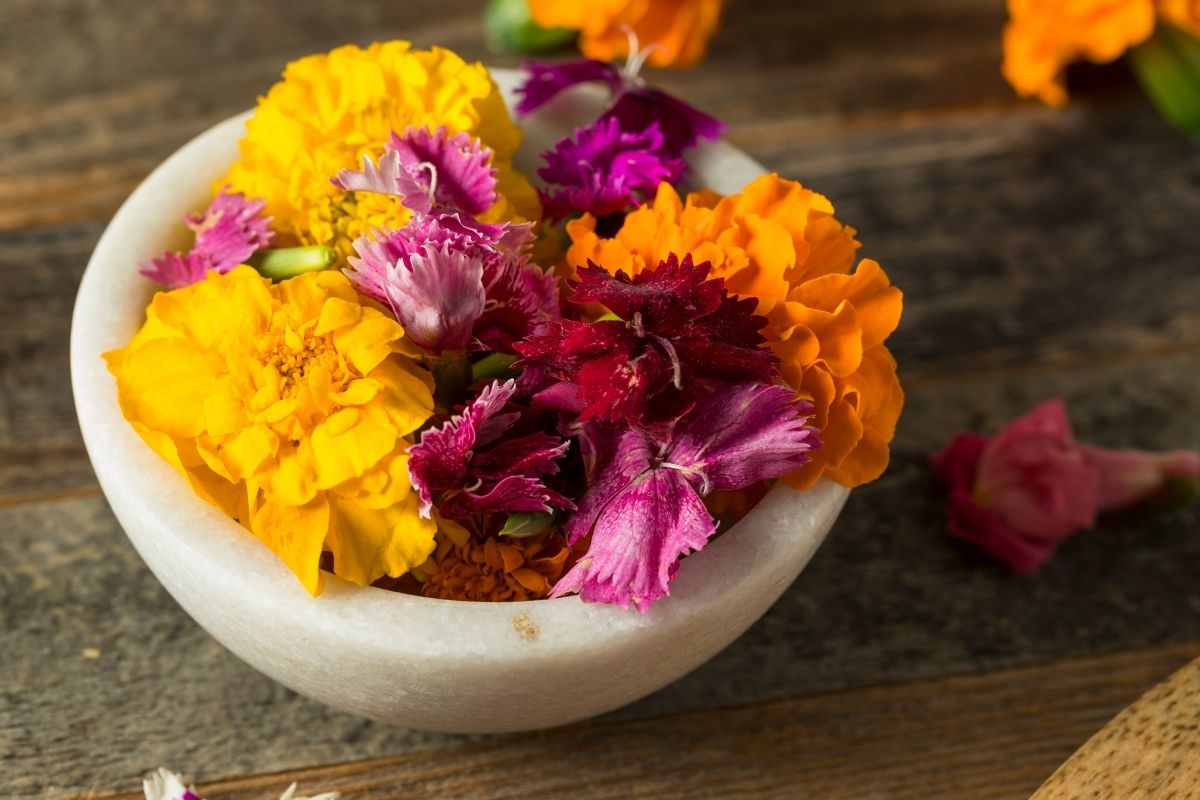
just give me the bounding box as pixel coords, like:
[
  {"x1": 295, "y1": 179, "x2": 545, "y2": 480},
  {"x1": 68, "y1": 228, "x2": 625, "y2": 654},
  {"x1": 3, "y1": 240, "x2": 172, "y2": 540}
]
[{"x1": 91, "y1": 643, "x2": 1200, "y2": 800}]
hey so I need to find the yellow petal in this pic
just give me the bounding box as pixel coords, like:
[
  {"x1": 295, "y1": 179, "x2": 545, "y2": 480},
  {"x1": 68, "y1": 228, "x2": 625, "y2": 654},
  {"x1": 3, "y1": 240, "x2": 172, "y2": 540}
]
[
  {"x1": 111, "y1": 337, "x2": 221, "y2": 439},
  {"x1": 324, "y1": 493, "x2": 436, "y2": 586},
  {"x1": 251, "y1": 495, "x2": 331, "y2": 595}
]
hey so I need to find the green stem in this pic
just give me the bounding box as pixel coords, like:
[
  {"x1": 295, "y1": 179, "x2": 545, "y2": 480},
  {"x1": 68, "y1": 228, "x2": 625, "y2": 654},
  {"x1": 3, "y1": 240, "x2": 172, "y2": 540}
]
[
  {"x1": 1129, "y1": 23, "x2": 1200, "y2": 138},
  {"x1": 248, "y1": 246, "x2": 338, "y2": 281},
  {"x1": 471, "y1": 352, "x2": 520, "y2": 383},
  {"x1": 428, "y1": 351, "x2": 472, "y2": 411},
  {"x1": 482, "y1": 0, "x2": 577, "y2": 55}
]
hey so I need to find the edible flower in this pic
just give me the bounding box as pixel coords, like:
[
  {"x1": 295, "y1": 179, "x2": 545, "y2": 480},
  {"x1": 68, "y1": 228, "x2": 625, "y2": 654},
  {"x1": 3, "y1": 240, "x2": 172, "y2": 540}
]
[
  {"x1": 140, "y1": 188, "x2": 273, "y2": 289},
  {"x1": 142, "y1": 768, "x2": 338, "y2": 800},
  {"x1": 552, "y1": 383, "x2": 818, "y2": 610},
  {"x1": 1002, "y1": 0, "x2": 1200, "y2": 106},
  {"x1": 333, "y1": 126, "x2": 500, "y2": 232},
  {"x1": 105, "y1": 267, "x2": 437, "y2": 596},
  {"x1": 537, "y1": 117, "x2": 685, "y2": 221},
  {"x1": 931, "y1": 398, "x2": 1200, "y2": 573},
  {"x1": 526, "y1": 0, "x2": 728, "y2": 68},
  {"x1": 221, "y1": 42, "x2": 540, "y2": 260},
  {"x1": 407, "y1": 378, "x2": 574, "y2": 520},
  {"x1": 563, "y1": 176, "x2": 903, "y2": 488},
  {"x1": 516, "y1": 55, "x2": 724, "y2": 159},
  {"x1": 339, "y1": 127, "x2": 559, "y2": 358},
  {"x1": 514, "y1": 253, "x2": 777, "y2": 425},
  {"x1": 420, "y1": 532, "x2": 571, "y2": 601}
]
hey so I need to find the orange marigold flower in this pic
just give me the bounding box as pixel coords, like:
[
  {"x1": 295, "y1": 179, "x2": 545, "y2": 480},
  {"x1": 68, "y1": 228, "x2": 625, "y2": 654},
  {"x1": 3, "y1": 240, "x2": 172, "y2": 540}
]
[
  {"x1": 420, "y1": 534, "x2": 571, "y2": 602},
  {"x1": 528, "y1": 0, "x2": 727, "y2": 68},
  {"x1": 1002, "y1": 0, "x2": 1158, "y2": 106},
  {"x1": 563, "y1": 175, "x2": 904, "y2": 489},
  {"x1": 1157, "y1": 0, "x2": 1200, "y2": 35}
]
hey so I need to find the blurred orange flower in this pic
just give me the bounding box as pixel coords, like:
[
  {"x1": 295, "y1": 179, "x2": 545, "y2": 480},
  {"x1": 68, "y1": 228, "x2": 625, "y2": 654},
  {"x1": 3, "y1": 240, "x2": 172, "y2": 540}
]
[
  {"x1": 564, "y1": 175, "x2": 904, "y2": 489},
  {"x1": 420, "y1": 534, "x2": 571, "y2": 602},
  {"x1": 1002, "y1": 0, "x2": 1200, "y2": 106},
  {"x1": 528, "y1": 0, "x2": 727, "y2": 68},
  {"x1": 1158, "y1": 0, "x2": 1200, "y2": 35}
]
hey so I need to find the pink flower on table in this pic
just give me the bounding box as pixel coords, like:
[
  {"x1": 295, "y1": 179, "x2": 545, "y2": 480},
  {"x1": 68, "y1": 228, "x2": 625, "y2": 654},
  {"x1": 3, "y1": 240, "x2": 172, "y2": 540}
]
[
  {"x1": 931, "y1": 398, "x2": 1200, "y2": 574},
  {"x1": 139, "y1": 188, "x2": 273, "y2": 289},
  {"x1": 551, "y1": 382, "x2": 819, "y2": 611},
  {"x1": 407, "y1": 379, "x2": 574, "y2": 520}
]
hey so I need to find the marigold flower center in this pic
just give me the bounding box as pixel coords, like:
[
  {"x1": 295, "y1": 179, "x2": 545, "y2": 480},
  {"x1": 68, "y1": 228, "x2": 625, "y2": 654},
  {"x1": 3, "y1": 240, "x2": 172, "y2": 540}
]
[{"x1": 260, "y1": 326, "x2": 341, "y2": 396}]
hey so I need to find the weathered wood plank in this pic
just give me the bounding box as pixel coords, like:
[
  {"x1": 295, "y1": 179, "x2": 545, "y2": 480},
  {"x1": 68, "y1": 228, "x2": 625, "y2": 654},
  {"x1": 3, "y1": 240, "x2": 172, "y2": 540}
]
[
  {"x1": 765, "y1": 100, "x2": 1200, "y2": 376},
  {"x1": 0, "y1": 0, "x2": 1020, "y2": 233},
  {"x1": 0, "y1": 223, "x2": 99, "y2": 499},
  {"x1": 1031, "y1": 656, "x2": 1200, "y2": 800},
  {"x1": 5, "y1": 350, "x2": 1200, "y2": 797},
  {"x1": 96, "y1": 645, "x2": 1200, "y2": 800}
]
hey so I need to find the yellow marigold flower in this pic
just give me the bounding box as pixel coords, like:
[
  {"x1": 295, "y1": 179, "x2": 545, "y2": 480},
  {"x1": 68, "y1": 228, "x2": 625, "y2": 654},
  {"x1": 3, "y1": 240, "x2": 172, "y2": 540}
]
[
  {"x1": 419, "y1": 533, "x2": 571, "y2": 602},
  {"x1": 104, "y1": 267, "x2": 437, "y2": 595},
  {"x1": 564, "y1": 176, "x2": 904, "y2": 489},
  {"x1": 1002, "y1": 0, "x2": 1158, "y2": 105},
  {"x1": 529, "y1": 0, "x2": 727, "y2": 68},
  {"x1": 221, "y1": 41, "x2": 541, "y2": 260}
]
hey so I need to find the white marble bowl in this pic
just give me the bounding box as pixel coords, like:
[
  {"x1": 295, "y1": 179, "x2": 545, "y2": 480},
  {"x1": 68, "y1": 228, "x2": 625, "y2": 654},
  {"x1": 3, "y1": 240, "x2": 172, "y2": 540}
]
[{"x1": 70, "y1": 69, "x2": 849, "y2": 733}]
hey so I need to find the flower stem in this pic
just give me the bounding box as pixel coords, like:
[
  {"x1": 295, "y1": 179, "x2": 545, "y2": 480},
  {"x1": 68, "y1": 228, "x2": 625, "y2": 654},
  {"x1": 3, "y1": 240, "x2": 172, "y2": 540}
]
[
  {"x1": 482, "y1": 0, "x2": 577, "y2": 55},
  {"x1": 471, "y1": 352, "x2": 519, "y2": 383},
  {"x1": 1129, "y1": 23, "x2": 1200, "y2": 138},
  {"x1": 428, "y1": 351, "x2": 472, "y2": 411},
  {"x1": 248, "y1": 246, "x2": 338, "y2": 281}
]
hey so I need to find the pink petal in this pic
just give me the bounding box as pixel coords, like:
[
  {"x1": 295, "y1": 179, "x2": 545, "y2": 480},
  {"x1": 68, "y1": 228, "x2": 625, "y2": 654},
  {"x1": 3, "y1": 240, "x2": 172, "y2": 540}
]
[
  {"x1": 563, "y1": 425, "x2": 653, "y2": 543},
  {"x1": 929, "y1": 432, "x2": 989, "y2": 491},
  {"x1": 440, "y1": 475, "x2": 574, "y2": 518},
  {"x1": 667, "y1": 383, "x2": 819, "y2": 492},
  {"x1": 138, "y1": 250, "x2": 212, "y2": 290},
  {"x1": 332, "y1": 148, "x2": 409, "y2": 197},
  {"x1": 384, "y1": 244, "x2": 486, "y2": 353},
  {"x1": 1080, "y1": 445, "x2": 1200, "y2": 511},
  {"x1": 945, "y1": 488, "x2": 1058, "y2": 575},
  {"x1": 469, "y1": 432, "x2": 570, "y2": 479},
  {"x1": 551, "y1": 468, "x2": 716, "y2": 611},
  {"x1": 976, "y1": 398, "x2": 1099, "y2": 540},
  {"x1": 408, "y1": 380, "x2": 518, "y2": 515},
  {"x1": 389, "y1": 126, "x2": 498, "y2": 216},
  {"x1": 187, "y1": 188, "x2": 274, "y2": 270}
]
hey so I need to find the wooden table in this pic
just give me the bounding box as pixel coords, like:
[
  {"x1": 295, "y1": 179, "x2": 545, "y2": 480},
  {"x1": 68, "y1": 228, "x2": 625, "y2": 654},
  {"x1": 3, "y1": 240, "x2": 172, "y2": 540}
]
[{"x1": 3, "y1": 1, "x2": 1199, "y2": 797}]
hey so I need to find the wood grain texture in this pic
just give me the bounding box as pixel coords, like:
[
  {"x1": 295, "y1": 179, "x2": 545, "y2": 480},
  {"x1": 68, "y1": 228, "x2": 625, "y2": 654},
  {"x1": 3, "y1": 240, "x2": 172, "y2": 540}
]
[
  {"x1": 88, "y1": 645, "x2": 1199, "y2": 800},
  {"x1": 3, "y1": 0, "x2": 1200, "y2": 797},
  {"x1": 1031, "y1": 656, "x2": 1200, "y2": 799},
  {"x1": 6, "y1": 351, "x2": 1200, "y2": 797}
]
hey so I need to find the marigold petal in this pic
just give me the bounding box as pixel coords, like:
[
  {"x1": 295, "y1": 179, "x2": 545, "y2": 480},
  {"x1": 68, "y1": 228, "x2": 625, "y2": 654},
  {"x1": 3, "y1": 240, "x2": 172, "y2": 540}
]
[
  {"x1": 109, "y1": 337, "x2": 220, "y2": 439},
  {"x1": 325, "y1": 493, "x2": 436, "y2": 586},
  {"x1": 251, "y1": 495, "x2": 331, "y2": 596}
]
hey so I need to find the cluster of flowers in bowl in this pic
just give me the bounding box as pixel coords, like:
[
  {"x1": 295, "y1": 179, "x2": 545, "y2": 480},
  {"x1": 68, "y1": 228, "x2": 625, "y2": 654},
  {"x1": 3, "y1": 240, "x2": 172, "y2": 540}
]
[{"x1": 103, "y1": 40, "x2": 904, "y2": 614}]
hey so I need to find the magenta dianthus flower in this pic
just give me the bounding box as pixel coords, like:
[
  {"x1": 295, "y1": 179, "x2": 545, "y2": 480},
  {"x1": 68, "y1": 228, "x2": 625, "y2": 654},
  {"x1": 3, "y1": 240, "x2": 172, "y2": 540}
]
[
  {"x1": 551, "y1": 383, "x2": 819, "y2": 611},
  {"x1": 139, "y1": 188, "x2": 273, "y2": 289},
  {"x1": 537, "y1": 117, "x2": 685, "y2": 221},
  {"x1": 340, "y1": 128, "x2": 558, "y2": 355},
  {"x1": 515, "y1": 253, "x2": 777, "y2": 425},
  {"x1": 516, "y1": 57, "x2": 725, "y2": 158},
  {"x1": 407, "y1": 379, "x2": 575, "y2": 520}
]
